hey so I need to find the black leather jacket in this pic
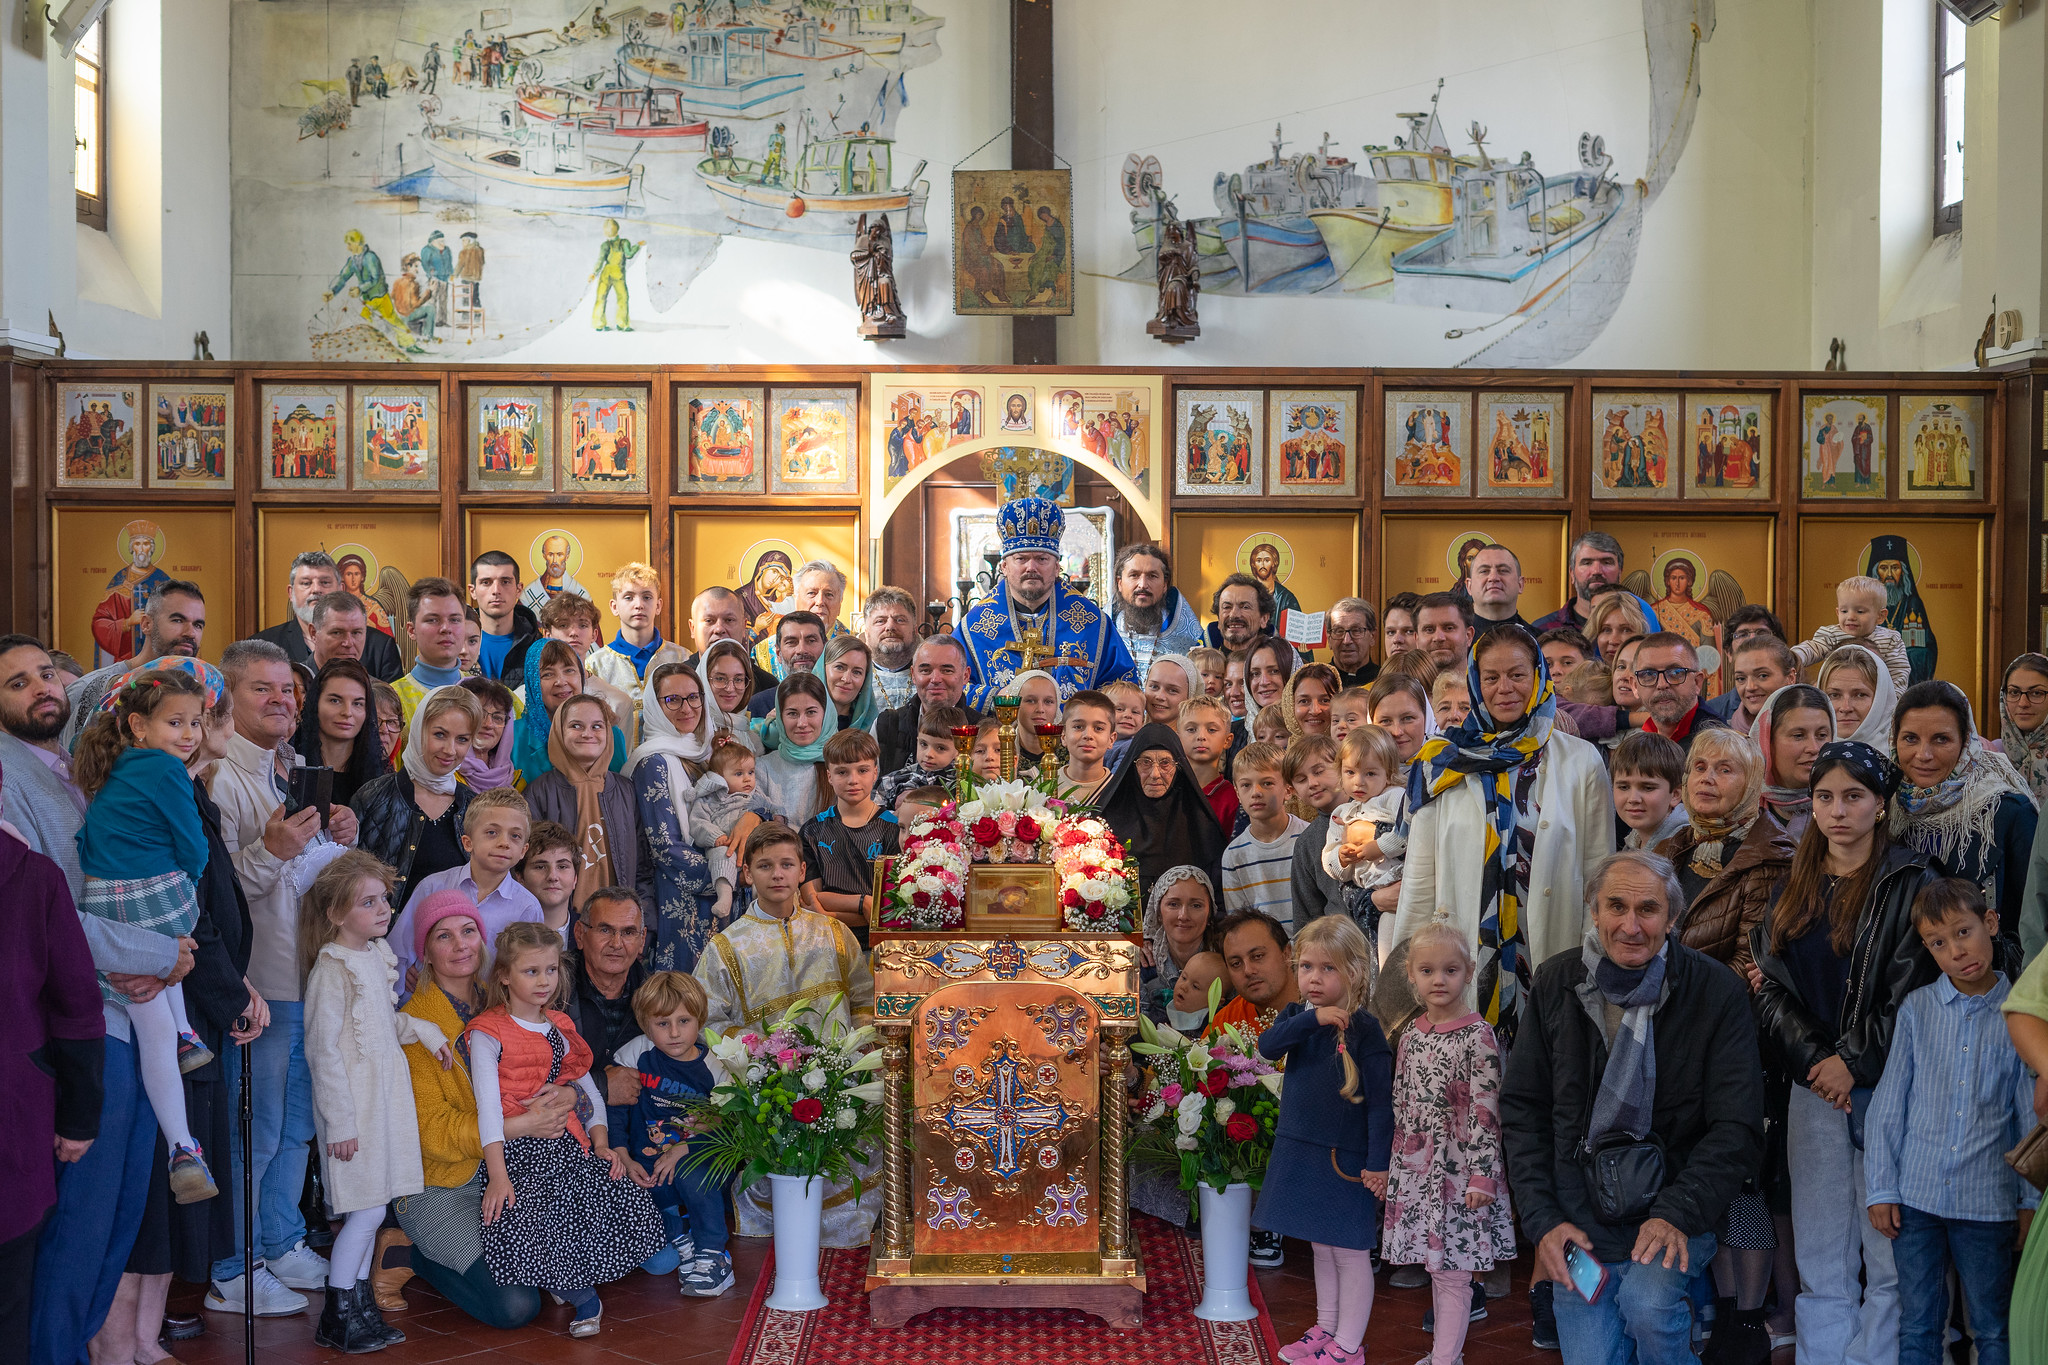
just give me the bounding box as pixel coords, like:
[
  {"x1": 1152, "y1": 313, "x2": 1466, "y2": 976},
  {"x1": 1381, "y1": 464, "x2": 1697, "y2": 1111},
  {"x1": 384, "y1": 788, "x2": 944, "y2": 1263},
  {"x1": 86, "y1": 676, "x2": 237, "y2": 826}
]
[
  {"x1": 1750, "y1": 845, "x2": 1941, "y2": 1088},
  {"x1": 350, "y1": 770, "x2": 474, "y2": 910}
]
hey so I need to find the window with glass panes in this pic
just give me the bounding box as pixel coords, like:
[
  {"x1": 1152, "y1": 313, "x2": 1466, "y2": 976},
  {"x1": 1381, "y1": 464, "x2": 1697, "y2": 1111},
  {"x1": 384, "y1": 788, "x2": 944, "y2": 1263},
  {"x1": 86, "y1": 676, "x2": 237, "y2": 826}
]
[
  {"x1": 1936, "y1": 9, "x2": 1964, "y2": 236},
  {"x1": 74, "y1": 18, "x2": 108, "y2": 230}
]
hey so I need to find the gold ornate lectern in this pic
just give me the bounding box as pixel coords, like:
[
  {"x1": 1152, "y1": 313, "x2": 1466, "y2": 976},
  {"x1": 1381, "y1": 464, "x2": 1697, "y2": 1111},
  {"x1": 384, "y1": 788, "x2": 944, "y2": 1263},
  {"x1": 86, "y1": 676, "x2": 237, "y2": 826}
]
[{"x1": 864, "y1": 930, "x2": 1145, "y2": 1327}]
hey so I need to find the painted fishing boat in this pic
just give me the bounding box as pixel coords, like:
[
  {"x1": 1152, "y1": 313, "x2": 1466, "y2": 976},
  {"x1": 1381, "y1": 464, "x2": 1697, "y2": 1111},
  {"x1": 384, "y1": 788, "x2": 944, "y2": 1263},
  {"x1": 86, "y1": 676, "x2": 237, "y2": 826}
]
[
  {"x1": 513, "y1": 82, "x2": 710, "y2": 152},
  {"x1": 1309, "y1": 93, "x2": 1466, "y2": 293},
  {"x1": 695, "y1": 129, "x2": 929, "y2": 254},
  {"x1": 762, "y1": 18, "x2": 864, "y2": 66},
  {"x1": 1389, "y1": 129, "x2": 1621, "y2": 311},
  {"x1": 618, "y1": 27, "x2": 804, "y2": 119},
  {"x1": 381, "y1": 120, "x2": 637, "y2": 213},
  {"x1": 823, "y1": 2, "x2": 943, "y2": 68}
]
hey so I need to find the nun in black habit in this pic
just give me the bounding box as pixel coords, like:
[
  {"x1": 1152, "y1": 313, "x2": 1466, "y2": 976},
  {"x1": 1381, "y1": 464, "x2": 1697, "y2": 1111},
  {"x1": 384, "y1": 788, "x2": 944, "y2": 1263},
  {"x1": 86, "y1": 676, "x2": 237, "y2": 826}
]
[{"x1": 1092, "y1": 722, "x2": 1228, "y2": 899}]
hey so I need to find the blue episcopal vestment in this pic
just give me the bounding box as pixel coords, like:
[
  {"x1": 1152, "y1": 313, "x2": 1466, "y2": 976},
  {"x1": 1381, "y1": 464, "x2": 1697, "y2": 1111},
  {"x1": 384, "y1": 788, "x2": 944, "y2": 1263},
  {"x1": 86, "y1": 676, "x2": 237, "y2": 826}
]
[{"x1": 955, "y1": 582, "x2": 1136, "y2": 710}]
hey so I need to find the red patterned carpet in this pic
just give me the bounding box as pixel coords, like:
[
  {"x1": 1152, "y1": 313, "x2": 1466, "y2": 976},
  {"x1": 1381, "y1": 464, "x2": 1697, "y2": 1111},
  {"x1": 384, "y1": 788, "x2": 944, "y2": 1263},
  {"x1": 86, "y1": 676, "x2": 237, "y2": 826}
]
[
  {"x1": 724, "y1": 1216, "x2": 1278, "y2": 1365},
  {"x1": 167, "y1": 1234, "x2": 1562, "y2": 1364}
]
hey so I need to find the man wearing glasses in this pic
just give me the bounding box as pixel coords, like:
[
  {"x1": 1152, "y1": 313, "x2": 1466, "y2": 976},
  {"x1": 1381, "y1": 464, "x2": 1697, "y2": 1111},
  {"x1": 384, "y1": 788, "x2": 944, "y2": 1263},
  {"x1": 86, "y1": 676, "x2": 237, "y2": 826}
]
[
  {"x1": 1630, "y1": 632, "x2": 1730, "y2": 757},
  {"x1": 562, "y1": 887, "x2": 653, "y2": 1134},
  {"x1": 1326, "y1": 597, "x2": 1381, "y2": 689}
]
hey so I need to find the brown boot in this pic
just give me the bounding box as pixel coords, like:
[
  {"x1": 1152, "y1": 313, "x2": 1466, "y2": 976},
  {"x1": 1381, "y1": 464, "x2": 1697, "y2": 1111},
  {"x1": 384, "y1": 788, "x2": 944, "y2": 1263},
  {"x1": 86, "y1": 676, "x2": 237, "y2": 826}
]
[{"x1": 369, "y1": 1227, "x2": 414, "y2": 1312}]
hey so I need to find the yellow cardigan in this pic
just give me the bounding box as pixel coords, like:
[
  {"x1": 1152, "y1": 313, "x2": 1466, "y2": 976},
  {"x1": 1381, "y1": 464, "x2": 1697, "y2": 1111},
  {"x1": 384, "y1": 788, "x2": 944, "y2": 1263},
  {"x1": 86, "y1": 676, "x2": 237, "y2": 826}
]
[{"x1": 400, "y1": 981, "x2": 486, "y2": 1190}]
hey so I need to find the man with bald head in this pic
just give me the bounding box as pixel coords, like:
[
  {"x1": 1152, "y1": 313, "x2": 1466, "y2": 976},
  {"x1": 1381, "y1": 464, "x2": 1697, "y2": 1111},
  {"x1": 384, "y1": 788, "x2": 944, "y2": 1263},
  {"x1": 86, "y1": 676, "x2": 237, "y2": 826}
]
[
  {"x1": 874, "y1": 634, "x2": 980, "y2": 773},
  {"x1": 683, "y1": 585, "x2": 775, "y2": 693}
]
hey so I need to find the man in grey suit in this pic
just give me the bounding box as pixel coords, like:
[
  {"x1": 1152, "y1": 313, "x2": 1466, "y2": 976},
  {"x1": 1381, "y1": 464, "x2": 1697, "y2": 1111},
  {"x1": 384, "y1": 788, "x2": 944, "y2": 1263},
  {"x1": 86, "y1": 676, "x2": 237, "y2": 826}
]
[{"x1": 0, "y1": 635, "x2": 207, "y2": 1358}]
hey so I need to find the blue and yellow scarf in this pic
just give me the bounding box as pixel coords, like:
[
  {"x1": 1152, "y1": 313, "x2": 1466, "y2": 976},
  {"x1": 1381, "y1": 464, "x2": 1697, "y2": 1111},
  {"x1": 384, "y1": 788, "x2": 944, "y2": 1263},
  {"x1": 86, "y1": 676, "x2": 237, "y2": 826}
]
[{"x1": 1405, "y1": 640, "x2": 1555, "y2": 1037}]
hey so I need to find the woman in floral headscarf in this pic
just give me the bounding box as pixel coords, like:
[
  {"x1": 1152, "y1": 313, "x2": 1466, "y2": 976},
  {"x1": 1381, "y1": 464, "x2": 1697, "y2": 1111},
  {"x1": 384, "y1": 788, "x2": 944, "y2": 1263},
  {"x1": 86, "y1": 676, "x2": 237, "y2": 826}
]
[{"x1": 1391, "y1": 625, "x2": 1612, "y2": 1048}]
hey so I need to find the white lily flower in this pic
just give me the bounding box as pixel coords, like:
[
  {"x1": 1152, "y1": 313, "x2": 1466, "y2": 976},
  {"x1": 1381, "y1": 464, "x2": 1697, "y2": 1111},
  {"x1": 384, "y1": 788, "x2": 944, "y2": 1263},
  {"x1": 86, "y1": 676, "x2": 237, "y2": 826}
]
[
  {"x1": 846, "y1": 1080, "x2": 885, "y2": 1105},
  {"x1": 1257, "y1": 1072, "x2": 1284, "y2": 1096},
  {"x1": 841, "y1": 1025, "x2": 877, "y2": 1052}
]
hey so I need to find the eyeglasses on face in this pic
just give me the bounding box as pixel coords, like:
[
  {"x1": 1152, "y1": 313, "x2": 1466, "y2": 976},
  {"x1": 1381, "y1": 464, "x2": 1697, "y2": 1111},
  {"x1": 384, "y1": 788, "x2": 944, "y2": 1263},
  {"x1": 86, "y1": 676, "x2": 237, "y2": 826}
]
[
  {"x1": 1328, "y1": 626, "x2": 1371, "y2": 639},
  {"x1": 2004, "y1": 686, "x2": 2048, "y2": 704},
  {"x1": 659, "y1": 692, "x2": 704, "y2": 710},
  {"x1": 1633, "y1": 666, "x2": 1699, "y2": 687}
]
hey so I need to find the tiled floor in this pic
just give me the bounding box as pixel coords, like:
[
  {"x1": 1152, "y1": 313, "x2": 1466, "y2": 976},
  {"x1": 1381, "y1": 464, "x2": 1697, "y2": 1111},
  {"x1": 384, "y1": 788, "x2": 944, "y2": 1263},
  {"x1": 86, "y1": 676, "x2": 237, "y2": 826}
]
[{"x1": 165, "y1": 1239, "x2": 1556, "y2": 1365}]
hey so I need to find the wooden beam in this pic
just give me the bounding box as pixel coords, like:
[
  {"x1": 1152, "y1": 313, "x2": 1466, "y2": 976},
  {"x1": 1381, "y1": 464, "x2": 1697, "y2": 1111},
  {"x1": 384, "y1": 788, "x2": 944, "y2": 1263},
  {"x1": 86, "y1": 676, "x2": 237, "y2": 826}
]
[{"x1": 1010, "y1": 0, "x2": 1055, "y2": 366}]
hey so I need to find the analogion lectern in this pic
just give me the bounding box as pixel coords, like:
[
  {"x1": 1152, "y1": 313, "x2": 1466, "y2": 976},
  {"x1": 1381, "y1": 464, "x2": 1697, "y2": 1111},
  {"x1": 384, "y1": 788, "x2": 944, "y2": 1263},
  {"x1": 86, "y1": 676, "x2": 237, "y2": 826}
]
[
  {"x1": 862, "y1": 699, "x2": 1145, "y2": 1328},
  {"x1": 863, "y1": 930, "x2": 1144, "y2": 1327}
]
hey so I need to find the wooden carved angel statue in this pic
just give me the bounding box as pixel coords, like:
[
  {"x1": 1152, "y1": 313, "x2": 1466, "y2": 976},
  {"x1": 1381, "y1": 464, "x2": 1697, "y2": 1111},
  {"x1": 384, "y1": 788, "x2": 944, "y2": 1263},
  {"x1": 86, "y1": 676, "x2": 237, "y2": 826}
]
[
  {"x1": 851, "y1": 212, "x2": 907, "y2": 339},
  {"x1": 1147, "y1": 214, "x2": 1200, "y2": 343}
]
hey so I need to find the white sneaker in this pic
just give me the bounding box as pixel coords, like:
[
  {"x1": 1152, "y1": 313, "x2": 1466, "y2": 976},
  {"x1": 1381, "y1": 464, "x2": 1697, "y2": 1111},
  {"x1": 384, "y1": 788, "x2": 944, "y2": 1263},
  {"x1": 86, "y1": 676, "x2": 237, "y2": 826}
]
[
  {"x1": 204, "y1": 1266, "x2": 307, "y2": 1317},
  {"x1": 266, "y1": 1240, "x2": 330, "y2": 1290}
]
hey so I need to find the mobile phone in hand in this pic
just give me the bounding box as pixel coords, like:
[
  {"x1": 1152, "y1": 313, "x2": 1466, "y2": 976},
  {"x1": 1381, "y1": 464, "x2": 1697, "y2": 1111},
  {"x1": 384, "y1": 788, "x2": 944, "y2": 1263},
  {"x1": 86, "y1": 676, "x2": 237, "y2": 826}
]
[
  {"x1": 1563, "y1": 1242, "x2": 1608, "y2": 1304},
  {"x1": 285, "y1": 766, "x2": 335, "y2": 829}
]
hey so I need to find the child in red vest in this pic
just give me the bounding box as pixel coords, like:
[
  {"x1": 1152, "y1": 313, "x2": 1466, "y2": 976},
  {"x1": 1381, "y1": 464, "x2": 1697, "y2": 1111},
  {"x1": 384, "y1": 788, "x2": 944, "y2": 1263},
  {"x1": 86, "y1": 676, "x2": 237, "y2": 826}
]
[{"x1": 467, "y1": 922, "x2": 663, "y2": 1337}]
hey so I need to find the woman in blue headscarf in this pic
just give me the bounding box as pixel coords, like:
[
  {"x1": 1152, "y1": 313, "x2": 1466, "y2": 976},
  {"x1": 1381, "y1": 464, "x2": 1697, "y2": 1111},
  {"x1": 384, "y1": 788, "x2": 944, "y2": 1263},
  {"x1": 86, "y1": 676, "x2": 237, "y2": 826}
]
[
  {"x1": 1390, "y1": 624, "x2": 1614, "y2": 1048},
  {"x1": 818, "y1": 634, "x2": 880, "y2": 737},
  {"x1": 752, "y1": 672, "x2": 837, "y2": 824},
  {"x1": 512, "y1": 639, "x2": 627, "y2": 788}
]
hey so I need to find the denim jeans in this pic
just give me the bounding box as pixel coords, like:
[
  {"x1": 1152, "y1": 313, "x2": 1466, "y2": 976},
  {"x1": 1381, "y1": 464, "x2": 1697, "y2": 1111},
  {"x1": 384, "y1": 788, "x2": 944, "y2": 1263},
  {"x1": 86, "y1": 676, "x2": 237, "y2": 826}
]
[
  {"x1": 209, "y1": 999, "x2": 316, "y2": 1280},
  {"x1": 648, "y1": 1163, "x2": 730, "y2": 1254},
  {"x1": 1787, "y1": 1084, "x2": 1897, "y2": 1365},
  {"x1": 1894, "y1": 1205, "x2": 2015, "y2": 1365},
  {"x1": 31, "y1": 1038, "x2": 156, "y2": 1365},
  {"x1": 407, "y1": 1248, "x2": 541, "y2": 1331},
  {"x1": 1553, "y1": 1231, "x2": 1718, "y2": 1365}
]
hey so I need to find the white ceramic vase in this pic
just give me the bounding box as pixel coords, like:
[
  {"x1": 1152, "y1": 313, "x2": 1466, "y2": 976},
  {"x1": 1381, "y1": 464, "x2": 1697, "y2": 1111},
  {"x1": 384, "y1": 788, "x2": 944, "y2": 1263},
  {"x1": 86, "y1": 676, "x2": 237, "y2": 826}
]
[
  {"x1": 1192, "y1": 1180, "x2": 1258, "y2": 1322},
  {"x1": 764, "y1": 1172, "x2": 829, "y2": 1312}
]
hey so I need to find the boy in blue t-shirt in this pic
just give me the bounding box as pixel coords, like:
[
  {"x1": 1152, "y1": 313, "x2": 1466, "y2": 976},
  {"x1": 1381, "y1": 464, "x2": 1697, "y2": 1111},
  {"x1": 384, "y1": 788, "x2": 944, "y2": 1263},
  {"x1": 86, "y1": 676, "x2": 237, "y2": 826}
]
[{"x1": 617, "y1": 971, "x2": 735, "y2": 1297}]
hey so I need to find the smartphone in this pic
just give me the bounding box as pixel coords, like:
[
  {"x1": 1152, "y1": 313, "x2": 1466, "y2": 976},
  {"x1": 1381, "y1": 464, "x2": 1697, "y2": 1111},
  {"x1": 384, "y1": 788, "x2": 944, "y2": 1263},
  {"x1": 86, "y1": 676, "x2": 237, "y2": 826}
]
[
  {"x1": 1563, "y1": 1242, "x2": 1609, "y2": 1305},
  {"x1": 285, "y1": 765, "x2": 334, "y2": 829}
]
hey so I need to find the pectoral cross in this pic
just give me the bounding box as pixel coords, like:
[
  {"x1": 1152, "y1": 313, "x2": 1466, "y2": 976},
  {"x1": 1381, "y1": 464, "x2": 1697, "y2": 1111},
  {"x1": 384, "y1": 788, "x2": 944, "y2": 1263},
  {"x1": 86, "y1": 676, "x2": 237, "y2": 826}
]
[{"x1": 1016, "y1": 617, "x2": 1053, "y2": 673}]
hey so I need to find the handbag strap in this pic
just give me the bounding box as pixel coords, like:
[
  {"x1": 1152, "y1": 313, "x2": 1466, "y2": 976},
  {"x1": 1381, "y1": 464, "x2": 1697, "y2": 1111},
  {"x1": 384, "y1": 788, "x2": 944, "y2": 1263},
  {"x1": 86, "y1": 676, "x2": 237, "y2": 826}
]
[{"x1": 1329, "y1": 1149, "x2": 1363, "y2": 1184}]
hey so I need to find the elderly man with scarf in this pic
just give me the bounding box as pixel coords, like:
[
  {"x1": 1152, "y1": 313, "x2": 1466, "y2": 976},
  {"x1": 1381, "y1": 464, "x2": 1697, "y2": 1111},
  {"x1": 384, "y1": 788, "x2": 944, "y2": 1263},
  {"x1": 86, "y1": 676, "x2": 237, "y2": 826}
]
[
  {"x1": 955, "y1": 496, "x2": 1135, "y2": 710},
  {"x1": 1501, "y1": 850, "x2": 1763, "y2": 1365}
]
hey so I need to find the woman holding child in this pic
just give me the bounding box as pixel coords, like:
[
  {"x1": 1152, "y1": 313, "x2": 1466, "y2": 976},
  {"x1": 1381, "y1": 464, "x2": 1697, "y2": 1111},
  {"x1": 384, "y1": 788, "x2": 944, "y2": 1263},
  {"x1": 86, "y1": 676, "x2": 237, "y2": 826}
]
[
  {"x1": 393, "y1": 893, "x2": 546, "y2": 1330},
  {"x1": 1139, "y1": 864, "x2": 1218, "y2": 1026},
  {"x1": 1392, "y1": 626, "x2": 1612, "y2": 1047},
  {"x1": 627, "y1": 662, "x2": 720, "y2": 972}
]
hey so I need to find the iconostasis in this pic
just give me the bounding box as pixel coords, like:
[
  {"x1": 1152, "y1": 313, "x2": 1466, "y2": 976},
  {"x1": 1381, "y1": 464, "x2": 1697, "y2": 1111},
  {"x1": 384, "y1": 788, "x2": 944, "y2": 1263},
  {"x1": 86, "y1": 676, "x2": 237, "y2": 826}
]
[{"x1": 31, "y1": 363, "x2": 2022, "y2": 714}]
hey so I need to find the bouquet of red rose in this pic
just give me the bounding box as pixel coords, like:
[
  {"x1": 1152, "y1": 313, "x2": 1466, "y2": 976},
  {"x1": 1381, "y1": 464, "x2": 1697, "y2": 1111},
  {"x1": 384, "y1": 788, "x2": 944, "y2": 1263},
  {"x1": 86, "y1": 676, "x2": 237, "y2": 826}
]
[
  {"x1": 1128, "y1": 978, "x2": 1282, "y2": 1202},
  {"x1": 684, "y1": 995, "x2": 884, "y2": 1190},
  {"x1": 881, "y1": 803, "x2": 969, "y2": 930},
  {"x1": 1050, "y1": 815, "x2": 1139, "y2": 932}
]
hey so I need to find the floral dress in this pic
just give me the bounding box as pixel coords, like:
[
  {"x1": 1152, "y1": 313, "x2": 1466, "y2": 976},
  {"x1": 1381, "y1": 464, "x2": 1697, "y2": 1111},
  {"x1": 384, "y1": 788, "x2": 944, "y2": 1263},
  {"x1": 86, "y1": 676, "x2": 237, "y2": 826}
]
[
  {"x1": 1380, "y1": 1012, "x2": 1517, "y2": 1271},
  {"x1": 633, "y1": 757, "x2": 717, "y2": 972}
]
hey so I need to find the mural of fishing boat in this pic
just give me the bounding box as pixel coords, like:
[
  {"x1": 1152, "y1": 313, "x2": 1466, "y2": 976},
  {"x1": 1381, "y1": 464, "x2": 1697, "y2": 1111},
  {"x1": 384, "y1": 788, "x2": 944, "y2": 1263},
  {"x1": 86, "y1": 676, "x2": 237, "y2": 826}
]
[
  {"x1": 695, "y1": 126, "x2": 929, "y2": 255},
  {"x1": 1309, "y1": 88, "x2": 1467, "y2": 293},
  {"x1": 1388, "y1": 127, "x2": 1621, "y2": 311},
  {"x1": 762, "y1": 18, "x2": 864, "y2": 67},
  {"x1": 513, "y1": 81, "x2": 710, "y2": 152},
  {"x1": 822, "y1": 3, "x2": 944, "y2": 69},
  {"x1": 1123, "y1": 125, "x2": 1360, "y2": 293},
  {"x1": 618, "y1": 27, "x2": 804, "y2": 119},
  {"x1": 379, "y1": 119, "x2": 639, "y2": 213}
]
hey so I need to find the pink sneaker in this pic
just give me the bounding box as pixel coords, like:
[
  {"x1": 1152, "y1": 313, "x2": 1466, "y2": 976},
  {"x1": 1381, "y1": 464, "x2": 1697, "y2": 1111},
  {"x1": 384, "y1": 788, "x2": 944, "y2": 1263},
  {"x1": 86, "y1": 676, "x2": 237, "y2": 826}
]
[
  {"x1": 1280, "y1": 1327, "x2": 1333, "y2": 1362},
  {"x1": 1309, "y1": 1341, "x2": 1365, "y2": 1365}
]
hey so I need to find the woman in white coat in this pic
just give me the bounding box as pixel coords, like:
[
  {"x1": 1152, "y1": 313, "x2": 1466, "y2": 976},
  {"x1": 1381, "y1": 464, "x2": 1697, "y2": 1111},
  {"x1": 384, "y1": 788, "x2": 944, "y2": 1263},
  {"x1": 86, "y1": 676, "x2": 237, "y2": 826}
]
[{"x1": 1392, "y1": 625, "x2": 1614, "y2": 1048}]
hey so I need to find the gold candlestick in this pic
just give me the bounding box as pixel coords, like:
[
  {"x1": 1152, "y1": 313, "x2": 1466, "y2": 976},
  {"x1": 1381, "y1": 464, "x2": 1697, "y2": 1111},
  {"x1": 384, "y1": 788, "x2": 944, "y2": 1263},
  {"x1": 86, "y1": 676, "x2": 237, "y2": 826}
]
[
  {"x1": 949, "y1": 725, "x2": 978, "y2": 783},
  {"x1": 1035, "y1": 723, "x2": 1065, "y2": 777},
  {"x1": 991, "y1": 695, "x2": 1020, "y2": 782}
]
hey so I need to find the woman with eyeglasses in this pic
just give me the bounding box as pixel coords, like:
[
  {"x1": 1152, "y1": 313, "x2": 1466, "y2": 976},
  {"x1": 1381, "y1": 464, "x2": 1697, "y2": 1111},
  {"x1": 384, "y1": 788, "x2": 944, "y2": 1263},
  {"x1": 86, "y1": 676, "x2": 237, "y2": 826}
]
[
  {"x1": 626, "y1": 662, "x2": 724, "y2": 971},
  {"x1": 1987, "y1": 653, "x2": 2048, "y2": 803}
]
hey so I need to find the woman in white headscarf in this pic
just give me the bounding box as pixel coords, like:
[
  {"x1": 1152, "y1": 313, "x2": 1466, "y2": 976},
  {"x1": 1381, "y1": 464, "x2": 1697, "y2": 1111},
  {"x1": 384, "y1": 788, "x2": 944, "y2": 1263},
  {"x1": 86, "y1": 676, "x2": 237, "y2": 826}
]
[
  {"x1": 1010, "y1": 669, "x2": 1062, "y2": 776},
  {"x1": 697, "y1": 638, "x2": 764, "y2": 755},
  {"x1": 1815, "y1": 643, "x2": 1897, "y2": 748},
  {"x1": 628, "y1": 661, "x2": 719, "y2": 970}
]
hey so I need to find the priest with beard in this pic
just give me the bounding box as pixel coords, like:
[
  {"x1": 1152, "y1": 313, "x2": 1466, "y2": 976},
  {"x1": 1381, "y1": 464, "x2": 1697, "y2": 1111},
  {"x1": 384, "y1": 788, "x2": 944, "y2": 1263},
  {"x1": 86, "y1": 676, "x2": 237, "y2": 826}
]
[
  {"x1": 954, "y1": 496, "x2": 1135, "y2": 708},
  {"x1": 860, "y1": 585, "x2": 920, "y2": 711},
  {"x1": 1111, "y1": 543, "x2": 1204, "y2": 679}
]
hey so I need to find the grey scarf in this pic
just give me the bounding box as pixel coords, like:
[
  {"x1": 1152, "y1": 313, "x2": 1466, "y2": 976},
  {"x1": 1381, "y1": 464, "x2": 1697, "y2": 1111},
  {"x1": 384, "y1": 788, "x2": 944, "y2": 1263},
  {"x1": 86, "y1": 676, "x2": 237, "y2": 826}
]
[{"x1": 1582, "y1": 931, "x2": 1668, "y2": 1142}]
